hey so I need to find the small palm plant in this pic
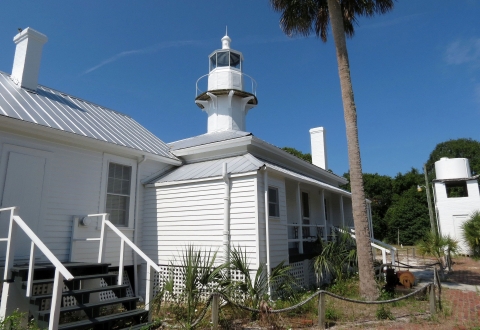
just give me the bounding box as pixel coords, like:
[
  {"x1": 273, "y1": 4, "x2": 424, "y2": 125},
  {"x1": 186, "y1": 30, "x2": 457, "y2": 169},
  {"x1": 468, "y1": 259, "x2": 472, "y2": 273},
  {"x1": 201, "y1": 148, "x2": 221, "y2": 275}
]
[
  {"x1": 153, "y1": 245, "x2": 226, "y2": 329},
  {"x1": 462, "y1": 211, "x2": 480, "y2": 259},
  {"x1": 227, "y1": 246, "x2": 296, "y2": 312},
  {"x1": 313, "y1": 230, "x2": 358, "y2": 284},
  {"x1": 417, "y1": 231, "x2": 459, "y2": 276}
]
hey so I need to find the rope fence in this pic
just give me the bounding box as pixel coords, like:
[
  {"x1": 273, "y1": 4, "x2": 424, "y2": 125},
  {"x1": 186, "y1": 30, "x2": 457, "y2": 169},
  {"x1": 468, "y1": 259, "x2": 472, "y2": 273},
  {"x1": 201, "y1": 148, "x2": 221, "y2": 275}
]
[{"x1": 190, "y1": 281, "x2": 437, "y2": 329}]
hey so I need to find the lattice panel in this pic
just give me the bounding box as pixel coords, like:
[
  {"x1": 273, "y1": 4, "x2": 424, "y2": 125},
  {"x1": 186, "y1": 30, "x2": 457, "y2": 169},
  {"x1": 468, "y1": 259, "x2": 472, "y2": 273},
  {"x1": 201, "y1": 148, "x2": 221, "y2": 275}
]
[
  {"x1": 152, "y1": 266, "x2": 247, "y2": 301},
  {"x1": 99, "y1": 271, "x2": 134, "y2": 301},
  {"x1": 34, "y1": 284, "x2": 78, "y2": 311},
  {"x1": 289, "y1": 261, "x2": 306, "y2": 288}
]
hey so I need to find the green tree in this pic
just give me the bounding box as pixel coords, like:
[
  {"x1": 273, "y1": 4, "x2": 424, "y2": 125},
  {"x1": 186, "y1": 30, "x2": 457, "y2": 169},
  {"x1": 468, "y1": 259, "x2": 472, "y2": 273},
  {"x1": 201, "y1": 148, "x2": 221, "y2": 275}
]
[
  {"x1": 343, "y1": 172, "x2": 393, "y2": 240},
  {"x1": 392, "y1": 168, "x2": 423, "y2": 196},
  {"x1": 282, "y1": 147, "x2": 312, "y2": 163},
  {"x1": 384, "y1": 187, "x2": 430, "y2": 245},
  {"x1": 270, "y1": 0, "x2": 394, "y2": 300},
  {"x1": 425, "y1": 138, "x2": 480, "y2": 179}
]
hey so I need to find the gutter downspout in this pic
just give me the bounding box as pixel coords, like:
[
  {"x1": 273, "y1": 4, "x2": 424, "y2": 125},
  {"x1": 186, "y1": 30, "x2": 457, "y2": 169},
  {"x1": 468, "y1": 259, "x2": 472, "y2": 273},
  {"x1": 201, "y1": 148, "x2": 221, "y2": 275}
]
[
  {"x1": 263, "y1": 167, "x2": 271, "y2": 296},
  {"x1": 133, "y1": 155, "x2": 147, "y2": 297},
  {"x1": 222, "y1": 163, "x2": 231, "y2": 269}
]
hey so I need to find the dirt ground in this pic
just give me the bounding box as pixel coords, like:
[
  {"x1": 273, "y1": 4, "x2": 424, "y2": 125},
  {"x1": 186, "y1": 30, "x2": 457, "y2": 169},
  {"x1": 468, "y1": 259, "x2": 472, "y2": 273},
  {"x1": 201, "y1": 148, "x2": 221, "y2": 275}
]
[{"x1": 330, "y1": 256, "x2": 480, "y2": 330}]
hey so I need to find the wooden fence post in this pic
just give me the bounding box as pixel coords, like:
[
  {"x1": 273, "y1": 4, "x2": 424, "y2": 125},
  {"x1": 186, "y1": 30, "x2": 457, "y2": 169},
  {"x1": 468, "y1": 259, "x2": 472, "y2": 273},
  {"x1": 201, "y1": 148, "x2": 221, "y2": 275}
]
[
  {"x1": 212, "y1": 294, "x2": 219, "y2": 329},
  {"x1": 318, "y1": 292, "x2": 325, "y2": 329},
  {"x1": 429, "y1": 284, "x2": 436, "y2": 315}
]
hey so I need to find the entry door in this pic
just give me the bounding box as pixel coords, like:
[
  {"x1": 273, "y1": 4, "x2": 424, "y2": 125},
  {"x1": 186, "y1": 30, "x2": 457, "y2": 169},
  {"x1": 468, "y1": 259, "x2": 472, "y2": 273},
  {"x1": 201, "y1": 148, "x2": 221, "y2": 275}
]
[
  {"x1": 0, "y1": 152, "x2": 46, "y2": 259},
  {"x1": 452, "y1": 215, "x2": 469, "y2": 254}
]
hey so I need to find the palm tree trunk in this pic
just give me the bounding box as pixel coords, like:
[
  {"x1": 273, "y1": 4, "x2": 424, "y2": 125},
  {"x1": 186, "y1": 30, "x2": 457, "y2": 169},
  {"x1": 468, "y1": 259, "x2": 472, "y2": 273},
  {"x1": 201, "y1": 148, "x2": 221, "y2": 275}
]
[{"x1": 327, "y1": 0, "x2": 379, "y2": 300}]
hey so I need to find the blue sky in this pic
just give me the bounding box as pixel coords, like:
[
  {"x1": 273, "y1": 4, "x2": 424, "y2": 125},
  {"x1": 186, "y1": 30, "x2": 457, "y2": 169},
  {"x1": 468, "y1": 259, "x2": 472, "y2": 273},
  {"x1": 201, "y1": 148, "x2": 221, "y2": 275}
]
[{"x1": 0, "y1": 1, "x2": 479, "y2": 177}]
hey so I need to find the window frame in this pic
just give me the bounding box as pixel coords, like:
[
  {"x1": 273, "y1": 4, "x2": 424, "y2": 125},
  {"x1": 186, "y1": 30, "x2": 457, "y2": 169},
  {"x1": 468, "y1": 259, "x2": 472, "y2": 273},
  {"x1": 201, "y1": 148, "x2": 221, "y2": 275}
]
[
  {"x1": 99, "y1": 154, "x2": 137, "y2": 229},
  {"x1": 268, "y1": 186, "x2": 280, "y2": 218}
]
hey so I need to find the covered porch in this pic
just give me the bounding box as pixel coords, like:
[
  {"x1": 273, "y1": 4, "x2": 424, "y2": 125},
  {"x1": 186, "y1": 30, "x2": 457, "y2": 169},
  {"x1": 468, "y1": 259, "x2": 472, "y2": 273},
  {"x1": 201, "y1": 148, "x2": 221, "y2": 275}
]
[{"x1": 281, "y1": 176, "x2": 372, "y2": 264}]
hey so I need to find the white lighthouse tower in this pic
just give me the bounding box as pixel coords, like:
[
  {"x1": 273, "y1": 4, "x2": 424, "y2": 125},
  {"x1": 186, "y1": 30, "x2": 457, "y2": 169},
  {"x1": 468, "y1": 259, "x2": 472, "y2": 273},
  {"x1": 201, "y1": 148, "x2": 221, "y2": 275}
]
[{"x1": 195, "y1": 32, "x2": 258, "y2": 133}]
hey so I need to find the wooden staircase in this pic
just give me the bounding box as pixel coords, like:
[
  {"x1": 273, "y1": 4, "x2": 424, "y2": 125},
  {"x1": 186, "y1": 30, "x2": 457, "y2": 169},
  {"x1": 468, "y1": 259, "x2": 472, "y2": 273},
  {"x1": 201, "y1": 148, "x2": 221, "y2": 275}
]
[{"x1": 10, "y1": 262, "x2": 152, "y2": 330}]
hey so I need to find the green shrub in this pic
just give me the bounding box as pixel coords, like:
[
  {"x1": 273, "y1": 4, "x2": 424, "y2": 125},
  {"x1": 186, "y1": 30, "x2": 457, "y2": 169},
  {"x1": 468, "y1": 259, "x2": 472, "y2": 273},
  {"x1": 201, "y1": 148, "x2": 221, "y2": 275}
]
[
  {"x1": 462, "y1": 211, "x2": 480, "y2": 258},
  {"x1": 376, "y1": 305, "x2": 394, "y2": 320}
]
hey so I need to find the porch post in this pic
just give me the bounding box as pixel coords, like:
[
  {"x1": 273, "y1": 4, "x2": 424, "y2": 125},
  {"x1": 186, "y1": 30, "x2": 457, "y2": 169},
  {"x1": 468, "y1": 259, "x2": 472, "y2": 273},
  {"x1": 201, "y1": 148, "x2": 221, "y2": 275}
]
[
  {"x1": 340, "y1": 195, "x2": 345, "y2": 228},
  {"x1": 319, "y1": 190, "x2": 326, "y2": 240},
  {"x1": 296, "y1": 183, "x2": 303, "y2": 254}
]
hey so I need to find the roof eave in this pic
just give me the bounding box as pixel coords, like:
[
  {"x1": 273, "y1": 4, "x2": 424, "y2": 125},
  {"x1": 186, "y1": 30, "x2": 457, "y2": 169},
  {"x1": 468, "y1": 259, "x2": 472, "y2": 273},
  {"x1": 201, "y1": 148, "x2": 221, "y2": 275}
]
[
  {"x1": 250, "y1": 137, "x2": 348, "y2": 185},
  {"x1": 171, "y1": 135, "x2": 253, "y2": 157}
]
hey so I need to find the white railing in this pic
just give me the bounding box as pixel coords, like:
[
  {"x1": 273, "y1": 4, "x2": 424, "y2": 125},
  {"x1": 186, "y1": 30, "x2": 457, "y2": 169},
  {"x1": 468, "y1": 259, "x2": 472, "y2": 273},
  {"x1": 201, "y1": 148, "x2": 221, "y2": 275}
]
[
  {"x1": 71, "y1": 213, "x2": 160, "y2": 316},
  {"x1": 195, "y1": 72, "x2": 257, "y2": 97},
  {"x1": 332, "y1": 226, "x2": 396, "y2": 266},
  {"x1": 0, "y1": 207, "x2": 74, "y2": 330}
]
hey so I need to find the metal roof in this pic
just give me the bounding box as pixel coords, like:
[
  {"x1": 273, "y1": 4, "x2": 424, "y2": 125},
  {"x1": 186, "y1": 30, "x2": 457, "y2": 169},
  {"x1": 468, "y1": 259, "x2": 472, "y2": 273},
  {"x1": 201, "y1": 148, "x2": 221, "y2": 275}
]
[
  {"x1": 262, "y1": 159, "x2": 352, "y2": 197},
  {"x1": 169, "y1": 130, "x2": 251, "y2": 150},
  {"x1": 149, "y1": 153, "x2": 350, "y2": 197},
  {"x1": 0, "y1": 71, "x2": 177, "y2": 160},
  {"x1": 149, "y1": 154, "x2": 264, "y2": 184}
]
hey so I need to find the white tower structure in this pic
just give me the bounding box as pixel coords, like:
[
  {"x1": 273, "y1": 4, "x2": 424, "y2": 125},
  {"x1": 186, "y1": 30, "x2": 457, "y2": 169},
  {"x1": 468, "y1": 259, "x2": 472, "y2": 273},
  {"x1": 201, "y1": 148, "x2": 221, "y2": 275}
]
[
  {"x1": 195, "y1": 32, "x2": 258, "y2": 133},
  {"x1": 433, "y1": 157, "x2": 480, "y2": 255}
]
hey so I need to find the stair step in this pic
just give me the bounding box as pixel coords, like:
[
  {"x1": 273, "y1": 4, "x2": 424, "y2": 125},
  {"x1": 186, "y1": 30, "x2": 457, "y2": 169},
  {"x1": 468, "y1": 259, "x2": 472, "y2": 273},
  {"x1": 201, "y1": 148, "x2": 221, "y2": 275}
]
[
  {"x1": 23, "y1": 273, "x2": 118, "y2": 288},
  {"x1": 57, "y1": 309, "x2": 148, "y2": 330},
  {"x1": 119, "y1": 322, "x2": 154, "y2": 330},
  {"x1": 13, "y1": 263, "x2": 112, "y2": 280},
  {"x1": 30, "y1": 284, "x2": 129, "y2": 301},
  {"x1": 38, "y1": 296, "x2": 139, "y2": 317}
]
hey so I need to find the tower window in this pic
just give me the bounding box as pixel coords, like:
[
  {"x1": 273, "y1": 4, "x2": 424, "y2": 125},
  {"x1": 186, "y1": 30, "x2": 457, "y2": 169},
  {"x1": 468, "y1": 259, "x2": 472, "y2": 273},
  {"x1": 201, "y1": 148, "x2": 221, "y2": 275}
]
[
  {"x1": 217, "y1": 51, "x2": 229, "y2": 67},
  {"x1": 209, "y1": 51, "x2": 242, "y2": 71},
  {"x1": 230, "y1": 52, "x2": 241, "y2": 69},
  {"x1": 446, "y1": 181, "x2": 468, "y2": 198}
]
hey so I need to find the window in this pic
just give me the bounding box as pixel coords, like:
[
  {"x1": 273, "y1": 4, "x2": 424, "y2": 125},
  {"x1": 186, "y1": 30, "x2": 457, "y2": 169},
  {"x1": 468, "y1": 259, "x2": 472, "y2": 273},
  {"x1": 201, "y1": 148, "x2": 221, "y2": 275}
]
[
  {"x1": 268, "y1": 187, "x2": 280, "y2": 217},
  {"x1": 106, "y1": 163, "x2": 132, "y2": 226},
  {"x1": 446, "y1": 181, "x2": 468, "y2": 198},
  {"x1": 209, "y1": 51, "x2": 242, "y2": 72}
]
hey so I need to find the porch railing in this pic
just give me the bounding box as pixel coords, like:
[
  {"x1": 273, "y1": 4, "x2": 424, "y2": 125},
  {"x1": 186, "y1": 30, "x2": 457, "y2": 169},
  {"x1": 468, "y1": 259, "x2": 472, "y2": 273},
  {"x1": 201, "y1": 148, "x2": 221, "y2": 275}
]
[
  {"x1": 0, "y1": 206, "x2": 74, "y2": 330},
  {"x1": 71, "y1": 213, "x2": 160, "y2": 316},
  {"x1": 287, "y1": 223, "x2": 325, "y2": 254}
]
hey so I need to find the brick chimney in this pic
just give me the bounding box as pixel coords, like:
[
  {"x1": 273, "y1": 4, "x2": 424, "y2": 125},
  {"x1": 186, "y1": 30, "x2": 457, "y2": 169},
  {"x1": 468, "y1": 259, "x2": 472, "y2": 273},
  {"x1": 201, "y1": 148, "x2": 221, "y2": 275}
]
[
  {"x1": 309, "y1": 127, "x2": 328, "y2": 170},
  {"x1": 11, "y1": 28, "x2": 48, "y2": 91}
]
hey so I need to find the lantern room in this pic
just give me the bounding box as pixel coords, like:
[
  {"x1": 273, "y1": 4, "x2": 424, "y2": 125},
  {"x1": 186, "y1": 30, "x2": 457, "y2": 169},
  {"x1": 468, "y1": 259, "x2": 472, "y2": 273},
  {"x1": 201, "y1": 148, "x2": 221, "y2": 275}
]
[{"x1": 195, "y1": 32, "x2": 258, "y2": 133}]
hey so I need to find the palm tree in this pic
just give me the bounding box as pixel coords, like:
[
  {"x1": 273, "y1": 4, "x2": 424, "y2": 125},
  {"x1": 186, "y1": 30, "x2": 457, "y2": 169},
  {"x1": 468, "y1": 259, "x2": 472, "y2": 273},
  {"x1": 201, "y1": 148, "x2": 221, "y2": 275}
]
[{"x1": 270, "y1": 0, "x2": 394, "y2": 300}]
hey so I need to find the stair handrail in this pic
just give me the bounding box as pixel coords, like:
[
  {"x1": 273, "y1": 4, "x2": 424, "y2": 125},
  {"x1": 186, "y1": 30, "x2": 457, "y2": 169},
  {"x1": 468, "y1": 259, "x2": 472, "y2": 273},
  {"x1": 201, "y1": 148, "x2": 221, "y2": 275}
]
[
  {"x1": 88, "y1": 213, "x2": 160, "y2": 315},
  {"x1": 0, "y1": 206, "x2": 73, "y2": 330},
  {"x1": 332, "y1": 226, "x2": 396, "y2": 266}
]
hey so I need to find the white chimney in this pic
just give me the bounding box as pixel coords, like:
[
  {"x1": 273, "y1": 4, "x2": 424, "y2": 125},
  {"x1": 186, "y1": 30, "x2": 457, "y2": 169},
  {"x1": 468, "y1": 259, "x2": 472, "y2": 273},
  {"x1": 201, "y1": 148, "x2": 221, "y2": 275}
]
[
  {"x1": 11, "y1": 28, "x2": 48, "y2": 91},
  {"x1": 309, "y1": 127, "x2": 328, "y2": 170}
]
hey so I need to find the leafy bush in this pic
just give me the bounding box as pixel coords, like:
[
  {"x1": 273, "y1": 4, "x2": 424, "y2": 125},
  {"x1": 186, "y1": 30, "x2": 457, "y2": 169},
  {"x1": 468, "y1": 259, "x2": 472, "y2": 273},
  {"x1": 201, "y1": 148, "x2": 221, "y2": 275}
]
[
  {"x1": 462, "y1": 211, "x2": 480, "y2": 258},
  {"x1": 313, "y1": 230, "x2": 358, "y2": 284},
  {"x1": 376, "y1": 305, "x2": 395, "y2": 320},
  {"x1": 0, "y1": 310, "x2": 41, "y2": 330}
]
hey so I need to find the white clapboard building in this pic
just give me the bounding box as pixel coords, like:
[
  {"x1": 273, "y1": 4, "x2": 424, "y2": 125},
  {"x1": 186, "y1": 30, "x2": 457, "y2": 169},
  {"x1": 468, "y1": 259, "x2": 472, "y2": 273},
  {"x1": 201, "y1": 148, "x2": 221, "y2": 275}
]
[{"x1": 0, "y1": 28, "x2": 375, "y2": 329}]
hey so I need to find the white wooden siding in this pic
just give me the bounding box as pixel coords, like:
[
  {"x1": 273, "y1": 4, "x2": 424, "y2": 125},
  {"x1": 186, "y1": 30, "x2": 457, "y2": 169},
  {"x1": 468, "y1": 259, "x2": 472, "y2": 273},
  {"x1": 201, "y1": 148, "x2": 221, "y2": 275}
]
[
  {"x1": 144, "y1": 180, "x2": 225, "y2": 265},
  {"x1": 143, "y1": 174, "x2": 258, "y2": 267},
  {"x1": 0, "y1": 130, "x2": 169, "y2": 266},
  {"x1": 266, "y1": 173, "x2": 289, "y2": 267}
]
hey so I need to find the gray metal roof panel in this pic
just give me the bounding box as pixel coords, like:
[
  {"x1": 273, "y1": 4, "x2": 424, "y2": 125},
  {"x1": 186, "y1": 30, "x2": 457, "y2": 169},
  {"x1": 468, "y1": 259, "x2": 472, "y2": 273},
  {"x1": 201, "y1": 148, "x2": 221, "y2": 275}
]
[
  {"x1": 150, "y1": 154, "x2": 263, "y2": 184},
  {"x1": 0, "y1": 71, "x2": 178, "y2": 160},
  {"x1": 149, "y1": 153, "x2": 349, "y2": 197},
  {"x1": 169, "y1": 130, "x2": 252, "y2": 150},
  {"x1": 262, "y1": 159, "x2": 351, "y2": 196}
]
